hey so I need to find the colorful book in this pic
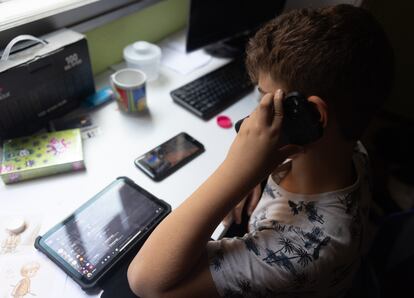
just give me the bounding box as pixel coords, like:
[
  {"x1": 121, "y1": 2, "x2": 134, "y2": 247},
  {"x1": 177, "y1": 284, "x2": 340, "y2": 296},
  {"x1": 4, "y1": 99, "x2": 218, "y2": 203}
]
[{"x1": 0, "y1": 129, "x2": 85, "y2": 184}]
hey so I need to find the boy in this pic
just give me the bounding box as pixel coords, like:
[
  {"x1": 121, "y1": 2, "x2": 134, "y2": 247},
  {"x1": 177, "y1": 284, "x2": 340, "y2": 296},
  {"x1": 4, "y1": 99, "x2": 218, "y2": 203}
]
[{"x1": 127, "y1": 4, "x2": 394, "y2": 297}]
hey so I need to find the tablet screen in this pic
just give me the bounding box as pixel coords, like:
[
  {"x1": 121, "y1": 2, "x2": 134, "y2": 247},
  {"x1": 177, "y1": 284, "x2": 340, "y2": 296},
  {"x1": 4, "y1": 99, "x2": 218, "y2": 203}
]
[{"x1": 40, "y1": 179, "x2": 166, "y2": 281}]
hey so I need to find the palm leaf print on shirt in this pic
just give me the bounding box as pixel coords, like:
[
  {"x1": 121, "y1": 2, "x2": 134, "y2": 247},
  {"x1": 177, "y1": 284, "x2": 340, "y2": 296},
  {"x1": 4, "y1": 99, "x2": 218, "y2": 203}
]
[{"x1": 288, "y1": 200, "x2": 324, "y2": 224}]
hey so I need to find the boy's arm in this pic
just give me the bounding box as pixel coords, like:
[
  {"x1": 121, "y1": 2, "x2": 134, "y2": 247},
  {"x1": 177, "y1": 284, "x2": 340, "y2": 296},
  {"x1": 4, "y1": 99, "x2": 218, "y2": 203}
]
[{"x1": 127, "y1": 90, "x2": 302, "y2": 298}]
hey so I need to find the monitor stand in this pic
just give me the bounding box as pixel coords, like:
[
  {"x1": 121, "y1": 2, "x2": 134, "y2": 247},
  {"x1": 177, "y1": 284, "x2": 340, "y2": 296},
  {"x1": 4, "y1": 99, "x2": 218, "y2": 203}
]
[{"x1": 204, "y1": 33, "x2": 250, "y2": 58}]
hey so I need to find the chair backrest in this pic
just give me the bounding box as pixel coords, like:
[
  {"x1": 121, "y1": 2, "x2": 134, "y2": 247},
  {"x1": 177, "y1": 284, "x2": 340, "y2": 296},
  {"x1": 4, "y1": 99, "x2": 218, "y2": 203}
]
[
  {"x1": 369, "y1": 209, "x2": 414, "y2": 297},
  {"x1": 346, "y1": 209, "x2": 414, "y2": 297}
]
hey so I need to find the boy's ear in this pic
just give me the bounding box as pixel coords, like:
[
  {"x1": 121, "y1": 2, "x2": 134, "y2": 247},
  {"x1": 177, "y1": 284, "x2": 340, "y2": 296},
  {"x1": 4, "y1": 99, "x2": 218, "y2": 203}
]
[{"x1": 308, "y1": 96, "x2": 328, "y2": 128}]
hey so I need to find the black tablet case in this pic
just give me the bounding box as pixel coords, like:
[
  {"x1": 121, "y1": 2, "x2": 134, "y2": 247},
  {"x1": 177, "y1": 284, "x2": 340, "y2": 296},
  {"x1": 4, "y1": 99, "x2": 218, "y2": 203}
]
[{"x1": 35, "y1": 177, "x2": 170, "y2": 296}]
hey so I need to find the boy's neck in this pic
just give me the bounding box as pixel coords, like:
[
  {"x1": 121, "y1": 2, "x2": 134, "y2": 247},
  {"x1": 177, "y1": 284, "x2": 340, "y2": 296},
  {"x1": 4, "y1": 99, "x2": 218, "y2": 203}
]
[{"x1": 279, "y1": 136, "x2": 356, "y2": 195}]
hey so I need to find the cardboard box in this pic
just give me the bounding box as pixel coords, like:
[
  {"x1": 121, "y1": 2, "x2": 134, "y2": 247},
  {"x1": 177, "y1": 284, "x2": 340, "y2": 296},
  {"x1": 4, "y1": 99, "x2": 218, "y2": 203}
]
[
  {"x1": 0, "y1": 29, "x2": 95, "y2": 142},
  {"x1": 0, "y1": 129, "x2": 85, "y2": 184}
]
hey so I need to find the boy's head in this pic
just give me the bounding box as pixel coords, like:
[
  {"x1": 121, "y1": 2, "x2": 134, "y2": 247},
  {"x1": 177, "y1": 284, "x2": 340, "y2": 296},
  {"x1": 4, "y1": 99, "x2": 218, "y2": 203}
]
[{"x1": 246, "y1": 4, "x2": 394, "y2": 142}]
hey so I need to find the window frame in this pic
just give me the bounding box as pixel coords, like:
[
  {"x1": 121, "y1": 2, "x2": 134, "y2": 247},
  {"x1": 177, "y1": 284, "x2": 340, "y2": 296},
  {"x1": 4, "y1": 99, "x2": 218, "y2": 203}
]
[{"x1": 0, "y1": 0, "x2": 163, "y2": 49}]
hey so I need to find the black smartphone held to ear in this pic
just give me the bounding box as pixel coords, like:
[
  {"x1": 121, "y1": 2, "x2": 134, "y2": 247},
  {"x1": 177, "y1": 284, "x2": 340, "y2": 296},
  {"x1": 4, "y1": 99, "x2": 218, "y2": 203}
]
[
  {"x1": 282, "y1": 91, "x2": 323, "y2": 145},
  {"x1": 135, "y1": 132, "x2": 205, "y2": 181},
  {"x1": 235, "y1": 91, "x2": 323, "y2": 145}
]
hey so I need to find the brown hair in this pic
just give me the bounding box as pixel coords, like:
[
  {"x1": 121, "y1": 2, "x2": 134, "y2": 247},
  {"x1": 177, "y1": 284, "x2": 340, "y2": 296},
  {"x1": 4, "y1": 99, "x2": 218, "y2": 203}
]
[{"x1": 246, "y1": 4, "x2": 394, "y2": 141}]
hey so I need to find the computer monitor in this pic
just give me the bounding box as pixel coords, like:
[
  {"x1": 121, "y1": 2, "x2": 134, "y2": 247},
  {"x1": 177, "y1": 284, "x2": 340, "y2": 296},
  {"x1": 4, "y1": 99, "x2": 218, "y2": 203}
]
[{"x1": 186, "y1": 0, "x2": 286, "y2": 57}]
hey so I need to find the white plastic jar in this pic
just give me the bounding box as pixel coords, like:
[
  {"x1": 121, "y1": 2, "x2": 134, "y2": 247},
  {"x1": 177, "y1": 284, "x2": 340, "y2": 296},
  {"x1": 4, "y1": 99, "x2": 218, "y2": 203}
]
[{"x1": 123, "y1": 41, "x2": 162, "y2": 81}]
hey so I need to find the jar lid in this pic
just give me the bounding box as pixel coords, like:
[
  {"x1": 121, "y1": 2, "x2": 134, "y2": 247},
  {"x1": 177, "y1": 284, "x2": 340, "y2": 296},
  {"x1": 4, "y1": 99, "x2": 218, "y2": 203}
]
[
  {"x1": 217, "y1": 115, "x2": 233, "y2": 129},
  {"x1": 123, "y1": 41, "x2": 161, "y2": 64},
  {"x1": 5, "y1": 216, "x2": 26, "y2": 234}
]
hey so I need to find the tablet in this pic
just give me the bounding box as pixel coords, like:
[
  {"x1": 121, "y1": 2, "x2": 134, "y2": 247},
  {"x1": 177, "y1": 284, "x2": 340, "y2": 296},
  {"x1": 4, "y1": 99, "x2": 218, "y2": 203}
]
[{"x1": 35, "y1": 177, "x2": 170, "y2": 290}]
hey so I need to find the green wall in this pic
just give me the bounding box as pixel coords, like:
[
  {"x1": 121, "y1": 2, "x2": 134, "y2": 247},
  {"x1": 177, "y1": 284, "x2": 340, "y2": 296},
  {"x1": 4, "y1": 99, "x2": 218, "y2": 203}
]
[{"x1": 85, "y1": 0, "x2": 189, "y2": 75}]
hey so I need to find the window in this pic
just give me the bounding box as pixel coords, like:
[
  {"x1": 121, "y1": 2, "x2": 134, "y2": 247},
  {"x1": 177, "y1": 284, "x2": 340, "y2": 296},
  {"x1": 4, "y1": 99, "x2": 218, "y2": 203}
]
[
  {"x1": 0, "y1": 0, "x2": 98, "y2": 31},
  {"x1": 0, "y1": 0, "x2": 161, "y2": 49}
]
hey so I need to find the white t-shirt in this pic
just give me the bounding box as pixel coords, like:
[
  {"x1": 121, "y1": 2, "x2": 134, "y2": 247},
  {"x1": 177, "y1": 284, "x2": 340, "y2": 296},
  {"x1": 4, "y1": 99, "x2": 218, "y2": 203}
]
[{"x1": 207, "y1": 143, "x2": 372, "y2": 297}]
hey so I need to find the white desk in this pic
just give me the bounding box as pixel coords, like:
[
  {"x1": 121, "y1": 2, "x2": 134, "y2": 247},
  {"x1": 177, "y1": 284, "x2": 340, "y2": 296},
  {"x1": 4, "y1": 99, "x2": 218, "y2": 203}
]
[{"x1": 0, "y1": 50, "x2": 259, "y2": 297}]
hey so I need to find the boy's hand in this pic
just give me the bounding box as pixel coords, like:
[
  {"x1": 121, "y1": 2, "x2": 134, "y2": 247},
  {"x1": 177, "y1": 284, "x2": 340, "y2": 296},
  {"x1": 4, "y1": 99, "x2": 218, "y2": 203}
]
[{"x1": 224, "y1": 89, "x2": 303, "y2": 187}]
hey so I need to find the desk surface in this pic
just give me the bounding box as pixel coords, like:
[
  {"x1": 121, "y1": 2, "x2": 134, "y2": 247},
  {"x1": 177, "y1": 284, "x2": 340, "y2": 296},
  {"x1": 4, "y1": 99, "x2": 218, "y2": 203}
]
[{"x1": 0, "y1": 48, "x2": 259, "y2": 297}]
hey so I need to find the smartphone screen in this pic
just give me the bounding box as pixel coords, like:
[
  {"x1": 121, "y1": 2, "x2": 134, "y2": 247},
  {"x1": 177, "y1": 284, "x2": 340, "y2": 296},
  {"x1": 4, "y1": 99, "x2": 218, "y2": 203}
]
[{"x1": 134, "y1": 132, "x2": 204, "y2": 181}]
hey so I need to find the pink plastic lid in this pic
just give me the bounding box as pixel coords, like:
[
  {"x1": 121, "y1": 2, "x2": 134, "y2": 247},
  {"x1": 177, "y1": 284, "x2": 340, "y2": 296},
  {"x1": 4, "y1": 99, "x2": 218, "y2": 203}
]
[{"x1": 216, "y1": 115, "x2": 233, "y2": 129}]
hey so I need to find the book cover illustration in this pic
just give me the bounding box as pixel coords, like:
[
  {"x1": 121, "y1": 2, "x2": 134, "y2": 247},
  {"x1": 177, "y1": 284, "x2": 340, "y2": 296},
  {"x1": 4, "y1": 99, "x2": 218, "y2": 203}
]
[{"x1": 0, "y1": 129, "x2": 85, "y2": 184}]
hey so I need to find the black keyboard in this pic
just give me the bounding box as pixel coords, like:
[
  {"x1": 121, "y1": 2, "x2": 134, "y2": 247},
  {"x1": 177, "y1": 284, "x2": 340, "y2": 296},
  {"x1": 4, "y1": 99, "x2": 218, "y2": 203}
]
[{"x1": 170, "y1": 59, "x2": 254, "y2": 120}]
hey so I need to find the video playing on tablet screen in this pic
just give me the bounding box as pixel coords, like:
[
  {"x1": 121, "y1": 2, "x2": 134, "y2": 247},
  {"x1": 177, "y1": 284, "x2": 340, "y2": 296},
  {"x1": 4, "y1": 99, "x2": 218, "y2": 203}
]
[{"x1": 36, "y1": 178, "x2": 169, "y2": 286}]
